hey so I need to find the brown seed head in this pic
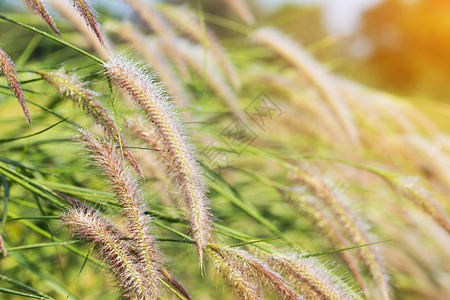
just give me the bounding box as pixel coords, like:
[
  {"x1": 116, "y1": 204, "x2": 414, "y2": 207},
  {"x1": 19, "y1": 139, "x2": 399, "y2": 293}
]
[
  {"x1": 0, "y1": 48, "x2": 31, "y2": 125},
  {"x1": 72, "y1": 0, "x2": 105, "y2": 45},
  {"x1": 23, "y1": 0, "x2": 61, "y2": 36}
]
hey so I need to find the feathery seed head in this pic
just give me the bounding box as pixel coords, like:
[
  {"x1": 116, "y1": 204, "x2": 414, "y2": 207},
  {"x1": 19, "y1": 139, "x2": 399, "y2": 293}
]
[
  {"x1": 39, "y1": 69, "x2": 142, "y2": 175},
  {"x1": 61, "y1": 207, "x2": 155, "y2": 299},
  {"x1": 252, "y1": 27, "x2": 358, "y2": 145},
  {"x1": 267, "y1": 252, "x2": 358, "y2": 300},
  {"x1": 77, "y1": 128, "x2": 163, "y2": 298},
  {"x1": 0, "y1": 48, "x2": 31, "y2": 125},
  {"x1": 207, "y1": 246, "x2": 262, "y2": 300},
  {"x1": 292, "y1": 171, "x2": 390, "y2": 299},
  {"x1": 208, "y1": 245, "x2": 303, "y2": 300},
  {"x1": 104, "y1": 53, "x2": 213, "y2": 266},
  {"x1": 72, "y1": 0, "x2": 105, "y2": 45},
  {"x1": 23, "y1": 0, "x2": 60, "y2": 36}
]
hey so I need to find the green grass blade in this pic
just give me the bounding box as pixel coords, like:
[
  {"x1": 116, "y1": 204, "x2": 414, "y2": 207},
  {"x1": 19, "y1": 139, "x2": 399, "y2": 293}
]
[
  {"x1": 0, "y1": 163, "x2": 66, "y2": 208},
  {"x1": 6, "y1": 241, "x2": 80, "y2": 252},
  {"x1": 301, "y1": 239, "x2": 394, "y2": 258},
  {"x1": 0, "y1": 118, "x2": 68, "y2": 144},
  {"x1": 0, "y1": 274, "x2": 54, "y2": 300},
  {"x1": 0, "y1": 287, "x2": 51, "y2": 299},
  {"x1": 206, "y1": 167, "x2": 297, "y2": 248},
  {"x1": 0, "y1": 14, "x2": 103, "y2": 65},
  {"x1": 0, "y1": 175, "x2": 10, "y2": 235}
]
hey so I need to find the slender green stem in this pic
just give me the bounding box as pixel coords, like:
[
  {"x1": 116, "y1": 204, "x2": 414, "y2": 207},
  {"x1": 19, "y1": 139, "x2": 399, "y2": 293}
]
[{"x1": 0, "y1": 14, "x2": 104, "y2": 65}]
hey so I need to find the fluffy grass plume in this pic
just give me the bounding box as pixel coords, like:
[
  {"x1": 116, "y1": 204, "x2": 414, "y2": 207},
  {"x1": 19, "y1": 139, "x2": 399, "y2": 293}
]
[
  {"x1": 104, "y1": 54, "x2": 213, "y2": 266},
  {"x1": 61, "y1": 207, "x2": 153, "y2": 299},
  {"x1": 224, "y1": 0, "x2": 256, "y2": 25},
  {"x1": 23, "y1": 0, "x2": 60, "y2": 36},
  {"x1": 0, "y1": 48, "x2": 31, "y2": 125},
  {"x1": 105, "y1": 22, "x2": 191, "y2": 109},
  {"x1": 50, "y1": 0, "x2": 109, "y2": 59},
  {"x1": 72, "y1": 0, "x2": 105, "y2": 45},
  {"x1": 174, "y1": 38, "x2": 243, "y2": 117},
  {"x1": 37, "y1": 69, "x2": 142, "y2": 175},
  {"x1": 267, "y1": 253, "x2": 357, "y2": 300},
  {"x1": 293, "y1": 171, "x2": 390, "y2": 300},
  {"x1": 208, "y1": 245, "x2": 302, "y2": 299},
  {"x1": 283, "y1": 188, "x2": 368, "y2": 295},
  {"x1": 206, "y1": 246, "x2": 262, "y2": 300},
  {"x1": 78, "y1": 129, "x2": 162, "y2": 298}
]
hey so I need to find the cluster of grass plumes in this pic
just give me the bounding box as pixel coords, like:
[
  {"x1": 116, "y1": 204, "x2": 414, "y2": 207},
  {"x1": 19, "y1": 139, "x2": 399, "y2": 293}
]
[
  {"x1": 103, "y1": 53, "x2": 213, "y2": 265},
  {"x1": 65, "y1": 129, "x2": 167, "y2": 299},
  {"x1": 1, "y1": 0, "x2": 450, "y2": 299}
]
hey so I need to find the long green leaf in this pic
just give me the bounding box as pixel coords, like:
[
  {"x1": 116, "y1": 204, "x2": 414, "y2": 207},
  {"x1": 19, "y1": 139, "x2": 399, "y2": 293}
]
[
  {"x1": 0, "y1": 118, "x2": 68, "y2": 143},
  {"x1": 0, "y1": 274, "x2": 54, "y2": 300},
  {"x1": 0, "y1": 14, "x2": 103, "y2": 65}
]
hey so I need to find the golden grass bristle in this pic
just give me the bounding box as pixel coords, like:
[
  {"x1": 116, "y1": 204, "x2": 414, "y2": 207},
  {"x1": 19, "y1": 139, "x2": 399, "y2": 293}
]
[
  {"x1": 0, "y1": 236, "x2": 6, "y2": 257},
  {"x1": 254, "y1": 73, "x2": 348, "y2": 142},
  {"x1": 208, "y1": 245, "x2": 302, "y2": 299},
  {"x1": 124, "y1": 118, "x2": 177, "y2": 206},
  {"x1": 403, "y1": 134, "x2": 450, "y2": 192},
  {"x1": 61, "y1": 207, "x2": 154, "y2": 299},
  {"x1": 266, "y1": 252, "x2": 358, "y2": 300},
  {"x1": 283, "y1": 188, "x2": 369, "y2": 295},
  {"x1": 175, "y1": 38, "x2": 243, "y2": 118},
  {"x1": 252, "y1": 27, "x2": 358, "y2": 145},
  {"x1": 0, "y1": 48, "x2": 31, "y2": 125},
  {"x1": 390, "y1": 175, "x2": 450, "y2": 234},
  {"x1": 23, "y1": 0, "x2": 61, "y2": 36},
  {"x1": 207, "y1": 246, "x2": 262, "y2": 300}
]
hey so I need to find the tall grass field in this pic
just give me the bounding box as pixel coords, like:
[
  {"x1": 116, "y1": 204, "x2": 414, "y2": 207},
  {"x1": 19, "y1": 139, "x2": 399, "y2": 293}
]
[{"x1": 0, "y1": 0, "x2": 449, "y2": 299}]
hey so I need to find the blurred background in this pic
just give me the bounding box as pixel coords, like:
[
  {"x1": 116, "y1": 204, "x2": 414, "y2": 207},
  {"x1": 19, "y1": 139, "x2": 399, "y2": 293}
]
[{"x1": 2, "y1": 0, "x2": 450, "y2": 107}]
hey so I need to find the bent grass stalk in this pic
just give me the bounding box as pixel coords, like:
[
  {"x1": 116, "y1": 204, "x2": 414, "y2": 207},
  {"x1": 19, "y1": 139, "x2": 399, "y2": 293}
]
[
  {"x1": 224, "y1": 0, "x2": 256, "y2": 26},
  {"x1": 106, "y1": 22, "x2": 191, "y2": 109},
  {"x1": 174, "y1": 38, "x2": 243, "y2": 118},
  {"x1": 2, "y1": 2, "x2": 450, "y2": 299},
  {"x1": 283, "y1": 189, "x2": 369, "y2": 295},
  {"x1": 206, "y1": 246, "x2": 262, "y2": 300},
  {"x1": 208, "y1": 244, "x2": 302, "y2": 299},
  {"x1": 266, "y1": 253, "x2": 357, "y2": 300},
  {"x1": 50, "y1": 0, "x2": 109, "y2": 60}
]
